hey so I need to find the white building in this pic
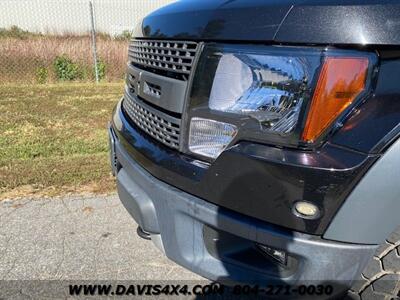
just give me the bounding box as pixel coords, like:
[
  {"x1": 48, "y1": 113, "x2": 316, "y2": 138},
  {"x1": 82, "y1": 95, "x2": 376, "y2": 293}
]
[{"x1": 0, "y1": 0, "x2": 176, "y2": 35}]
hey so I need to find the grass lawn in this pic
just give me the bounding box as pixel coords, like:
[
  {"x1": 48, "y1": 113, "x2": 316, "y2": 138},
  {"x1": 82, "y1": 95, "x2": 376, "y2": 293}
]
[{"x1": 0, "y1": 83, "x2": 123, "y2": 199}]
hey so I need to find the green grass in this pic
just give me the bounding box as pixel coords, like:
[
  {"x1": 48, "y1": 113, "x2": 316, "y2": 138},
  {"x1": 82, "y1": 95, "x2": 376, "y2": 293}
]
[
  {"x1": 0, "y1": 83, "x2": 123, "y2": 198},
  {"x1": 0, "y1": 26, "x2": 41, "y2": 39}
]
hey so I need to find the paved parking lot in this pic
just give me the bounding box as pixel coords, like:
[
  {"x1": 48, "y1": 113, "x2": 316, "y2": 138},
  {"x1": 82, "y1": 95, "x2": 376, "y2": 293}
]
[{"x1": 0, "y1": 194, "x2": 202, "y2": 281}]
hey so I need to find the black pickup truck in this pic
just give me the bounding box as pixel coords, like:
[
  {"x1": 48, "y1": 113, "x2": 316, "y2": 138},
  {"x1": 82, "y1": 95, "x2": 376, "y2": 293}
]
[{"x1": 109, "y1": 0, "x2": 400, "y2": 298}]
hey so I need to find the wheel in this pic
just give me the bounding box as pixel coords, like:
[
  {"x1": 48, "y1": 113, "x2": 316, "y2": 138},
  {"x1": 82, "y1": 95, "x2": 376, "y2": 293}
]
[{"x1": 346, "y1": 226, "x2": 400, "y2": 300}]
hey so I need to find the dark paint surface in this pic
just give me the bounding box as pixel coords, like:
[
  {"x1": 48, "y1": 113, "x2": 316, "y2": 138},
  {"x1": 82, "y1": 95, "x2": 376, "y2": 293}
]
[
  {"x1": 138, "y1": 0, "x2": 291, "y2": 41},
  {"x1": 113, "y1": 103, "x2": 378, "y2": 235},
  {"x1": 276, "y1": 4, "x2": 400, "y2": 45},
  {"x1": 137, "y1": 0, "x2": 400, "y2": 45}
]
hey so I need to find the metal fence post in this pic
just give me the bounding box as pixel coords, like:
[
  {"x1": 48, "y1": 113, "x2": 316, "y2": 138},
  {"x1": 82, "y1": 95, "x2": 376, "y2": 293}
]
[{"x1": 89, "y1": 0, "x2": 99, "y2": 83}]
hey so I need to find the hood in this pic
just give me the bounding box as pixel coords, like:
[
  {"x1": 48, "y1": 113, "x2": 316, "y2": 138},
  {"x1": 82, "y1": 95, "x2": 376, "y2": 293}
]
[
  {"x1": 136, "y1": 0, "x2": 400, "y2": 45},
  {"x1": 136, "y1": 0, "x2": 292, "y2": 41},
  {"x1": 276, "y1": 1, "x2": 400, "y2": 45}
]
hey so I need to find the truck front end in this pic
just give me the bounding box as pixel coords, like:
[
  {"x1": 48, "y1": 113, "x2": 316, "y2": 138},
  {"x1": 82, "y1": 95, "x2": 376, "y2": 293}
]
[{"x1": 109, "y1": 1, "x2": 400, "y2": 298}]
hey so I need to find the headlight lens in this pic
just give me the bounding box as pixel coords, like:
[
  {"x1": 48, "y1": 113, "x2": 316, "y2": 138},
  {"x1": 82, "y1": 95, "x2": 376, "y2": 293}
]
[
  {"x1": 302, "y1": 57, "x2": 369, "y2": 142},
  {"x1": 209, "y1": 52, "x2": 311, "y2": 134},
  {"x1": 187, "y1": 44, "x2": 375, "y2": 160},
  {"x1": 189, "y1": 118, "x2": 237, "y2": 159}
]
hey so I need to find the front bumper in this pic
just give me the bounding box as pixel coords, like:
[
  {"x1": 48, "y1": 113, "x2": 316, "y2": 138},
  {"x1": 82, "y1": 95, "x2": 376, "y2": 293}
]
[{"x1": 109, "y1": 124, "x2": 377, "y2": 294}]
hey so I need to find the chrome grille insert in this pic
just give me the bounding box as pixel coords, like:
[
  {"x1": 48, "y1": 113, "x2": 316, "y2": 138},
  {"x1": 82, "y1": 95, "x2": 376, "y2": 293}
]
[
  {"x1": 128, "y1": 39, "x2": 199, "y2": 80},
  {"x1": 123, "y1": 96, "x2": 180, "y2": 150}
]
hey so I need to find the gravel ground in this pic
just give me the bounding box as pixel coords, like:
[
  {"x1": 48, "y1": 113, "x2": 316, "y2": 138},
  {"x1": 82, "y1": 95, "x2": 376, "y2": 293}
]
[{"x1": 0, "y1": 194, "x2": 202, "y2": 281}]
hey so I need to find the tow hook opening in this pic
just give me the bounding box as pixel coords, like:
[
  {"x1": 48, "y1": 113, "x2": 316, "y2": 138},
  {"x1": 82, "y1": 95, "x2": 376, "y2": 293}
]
[{"x1": 137, "y1": 226, "x2": 152, "y2": 240}]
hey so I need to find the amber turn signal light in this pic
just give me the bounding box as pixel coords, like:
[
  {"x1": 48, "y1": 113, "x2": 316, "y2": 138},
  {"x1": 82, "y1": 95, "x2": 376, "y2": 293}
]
[{"x1": 302, "y1": 57, "x2": 369, "y2": 143}]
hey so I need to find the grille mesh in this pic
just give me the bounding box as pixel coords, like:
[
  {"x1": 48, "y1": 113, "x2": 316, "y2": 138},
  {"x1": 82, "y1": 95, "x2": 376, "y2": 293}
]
[
  {"x1": 123, "y1": 96, "x2": 180, "y2": 149},
  {"x1": 128, "y1": 39, "x2": 198, "y2": 79}
]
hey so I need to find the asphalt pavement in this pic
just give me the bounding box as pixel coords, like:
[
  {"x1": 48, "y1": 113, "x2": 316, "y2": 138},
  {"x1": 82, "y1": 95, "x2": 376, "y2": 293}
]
[{"x1": 0, "y1": 194, "x2": 203, "y2": 281}]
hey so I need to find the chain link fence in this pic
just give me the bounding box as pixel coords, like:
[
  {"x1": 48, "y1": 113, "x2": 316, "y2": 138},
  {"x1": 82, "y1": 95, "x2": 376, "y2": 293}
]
[{"x1": 0, "y1": 0, "x2": 175, "y2": 85}]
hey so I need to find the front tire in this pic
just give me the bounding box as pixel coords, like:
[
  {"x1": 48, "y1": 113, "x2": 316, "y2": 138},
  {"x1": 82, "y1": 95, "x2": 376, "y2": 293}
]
[{"x1": 347, "y1": 226, "x2": 400, "y2": 299}]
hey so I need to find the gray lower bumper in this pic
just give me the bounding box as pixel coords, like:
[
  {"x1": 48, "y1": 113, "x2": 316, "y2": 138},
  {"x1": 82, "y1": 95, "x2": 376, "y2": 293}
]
[{"x1": 109, "y1": 125, "x2": 377, "y2": 291}]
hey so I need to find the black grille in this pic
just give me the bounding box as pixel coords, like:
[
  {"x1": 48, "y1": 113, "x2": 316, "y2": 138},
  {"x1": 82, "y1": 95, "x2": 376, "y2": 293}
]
[
  {"x1": 124, "y1": 39, "x2": 200, "y2": 150},
  {"x1": 123, "y1": 96, "x2": 180, "y2": 150},
  {"x1": 128, "y1": 39, "x2": 199, "y2": 80}
]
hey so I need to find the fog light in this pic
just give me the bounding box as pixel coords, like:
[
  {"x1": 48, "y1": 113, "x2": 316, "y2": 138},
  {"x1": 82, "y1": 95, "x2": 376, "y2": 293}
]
[
  {"x1": 189, "y1": 118, "x2": 238, "y2": 159},
  {"x1": 256, "y1": 244, "x2": 287, "y2": 266},
  {"x1": 293, "y1": 201, "x2": 320, "y2": 219}
]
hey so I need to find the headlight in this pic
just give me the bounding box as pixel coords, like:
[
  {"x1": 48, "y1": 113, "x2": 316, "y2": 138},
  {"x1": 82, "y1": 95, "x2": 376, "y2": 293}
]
[
  {"x1": 208, "y1": 51, "x2": 310, "y2": 134},
  {"x1": 187, "y1": 44, "x2": 376, "y2": 160}
]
